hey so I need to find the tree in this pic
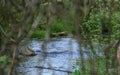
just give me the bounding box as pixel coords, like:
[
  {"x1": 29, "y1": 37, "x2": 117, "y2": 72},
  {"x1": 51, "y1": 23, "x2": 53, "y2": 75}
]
[{"x1": 0, "y1": 0, "x2": 120, "y2": 75}]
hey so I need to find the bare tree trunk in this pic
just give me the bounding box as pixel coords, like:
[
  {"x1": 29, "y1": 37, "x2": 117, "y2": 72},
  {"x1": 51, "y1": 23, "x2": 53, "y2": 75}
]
[
  {"x1": 8, "y1": 44, "x2": 18, "y2": 75},
  {"x1": 74, "y1": 20, "x2": 85, "y2": 74},
  {"x1": 116, "y1": 40, "x2": 120, "y2": 75}
]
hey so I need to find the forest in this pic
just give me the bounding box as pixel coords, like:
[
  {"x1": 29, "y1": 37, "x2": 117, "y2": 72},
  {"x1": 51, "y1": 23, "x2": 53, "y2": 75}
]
[{"x1": 0, "y1": 0, "x2": 120, "y2": 75}]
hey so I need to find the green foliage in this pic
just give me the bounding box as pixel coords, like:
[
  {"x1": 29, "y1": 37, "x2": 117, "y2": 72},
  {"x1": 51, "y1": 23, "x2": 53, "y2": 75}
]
[
  {"x1": 80, "y1": 13, "x2": 102, "y2": 41},
  {"x1": 73, "y1": 70, "x2": 81, "y2": 75},
  {"x1": 111, "y1": 12, "x2": 120, "y2": 39},
  {"x1": 31, "y1": 30, "x2": 46, "y2": 38},
  {"x1": 0, "y1": 0, "x2": 120, "y2": 74},
  {"x1": 0, "y1": 55, "x2": 11, "y2": 64},
  {"x1": 31, "y1": 18, "x2": 76, "y2": 38},
  {"x1": 80, "y1": 8, "x2": 120, "y2": 42},
  {"x1": 51, "y1": 18, "x2": 75, "y2": 33},
  {"x1": 73, "y1": 56, "x2": 106, "y2": 75},
  {"x1": 95, "y1": 56, "x2": 106, "y2": 75},
  {"x1": 0, "y1": 56, "x2": 7, "y2": 63},
  {"x1": 51, "y1": 19, "x2": 66, "y2": 33}
]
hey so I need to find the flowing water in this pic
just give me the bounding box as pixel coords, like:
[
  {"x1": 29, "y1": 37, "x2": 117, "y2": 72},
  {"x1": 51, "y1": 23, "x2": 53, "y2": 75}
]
[{"x1": 14, "y1": 38, "x2": 97, "y2": 75}]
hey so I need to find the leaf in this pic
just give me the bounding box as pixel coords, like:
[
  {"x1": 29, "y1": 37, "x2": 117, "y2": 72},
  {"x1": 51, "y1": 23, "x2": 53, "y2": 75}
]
[{"x1": 0, "y1": 55, "x2": 7, "y2": 63}]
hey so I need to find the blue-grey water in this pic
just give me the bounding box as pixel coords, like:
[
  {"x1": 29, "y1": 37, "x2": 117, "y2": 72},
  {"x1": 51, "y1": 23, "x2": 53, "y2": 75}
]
[{"x1": 14, "y1": 38, "x2": 100, "y2": 75}]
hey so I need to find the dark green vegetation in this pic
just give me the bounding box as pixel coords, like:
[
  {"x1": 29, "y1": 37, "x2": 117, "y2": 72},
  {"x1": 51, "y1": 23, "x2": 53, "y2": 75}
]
[{"x1": 0, "y1": 0, "x2": 120, "y2": 75}]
